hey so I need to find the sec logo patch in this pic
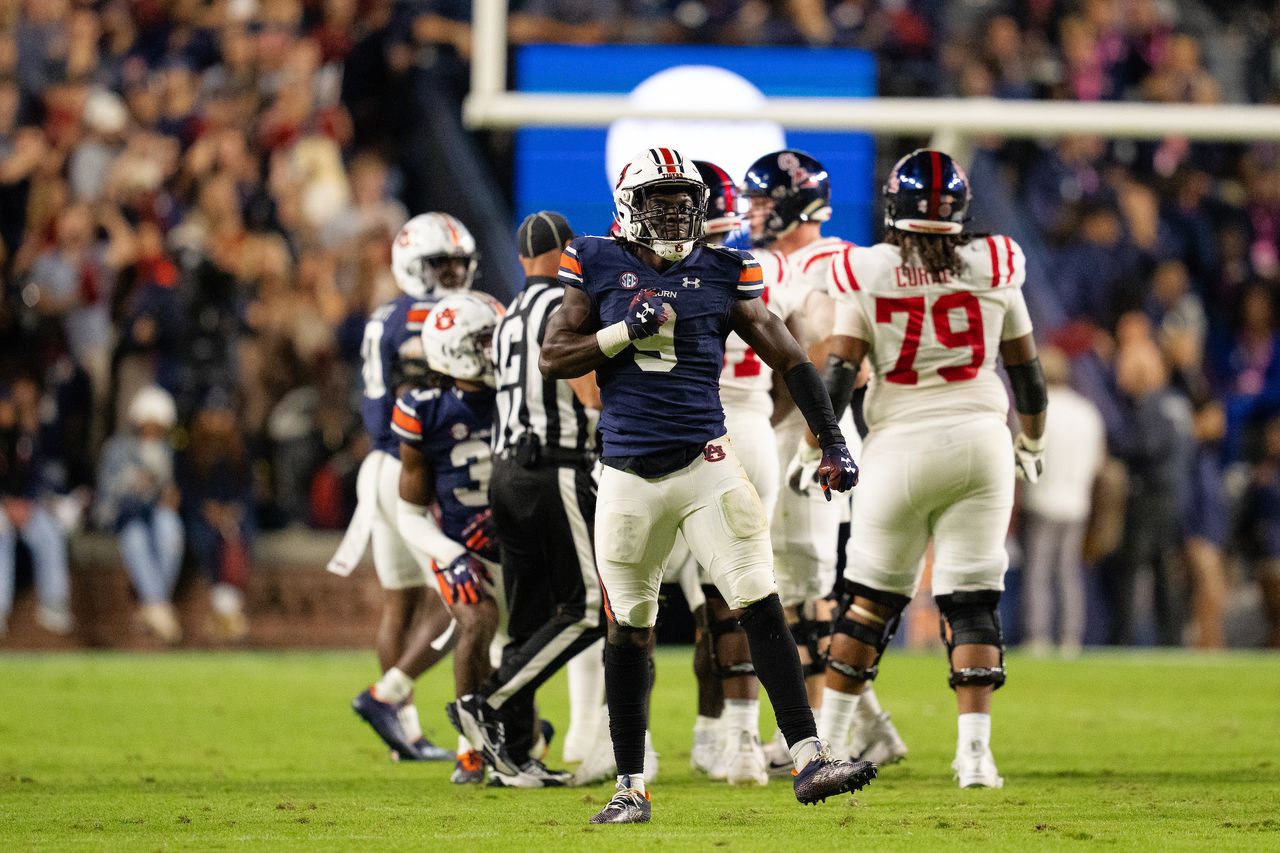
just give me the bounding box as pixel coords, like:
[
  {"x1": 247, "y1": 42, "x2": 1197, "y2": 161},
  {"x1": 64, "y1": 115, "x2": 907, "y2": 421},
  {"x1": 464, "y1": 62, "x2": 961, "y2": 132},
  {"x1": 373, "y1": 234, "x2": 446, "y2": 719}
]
[{"x1": 619, "y1": 272, "x2": 640, "y2": 289}]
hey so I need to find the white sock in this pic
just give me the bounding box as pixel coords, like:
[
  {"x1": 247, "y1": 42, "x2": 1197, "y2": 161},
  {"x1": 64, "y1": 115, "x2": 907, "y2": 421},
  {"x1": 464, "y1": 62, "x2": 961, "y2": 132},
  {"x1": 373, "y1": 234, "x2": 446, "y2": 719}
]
[
  {"x1": 855, "y1": 684, "x2": 883, "y2": 723},
  {"x1": 788, "y1": 736, "x2": 822, "y2": 770},
  {"x1": 817, "y1": 688, "x2": 859, "y2": 757},
  {"x1": 457, "y1": 733, "x2": 472, "y2": 756},
  {"x1": 957, "y1": 712, "x2": 991, "y2": 755},
  {"x1": 372, "y1": 667, "x2": 413, "y2": 705},
  {"x1": 618, "y1": 773, "x2": 645, "y2": 795},
  {"x1": 397, "y1": 703, "x2": 423, "y2": 742},
  {"x1": 565, "y1": 641, "x2": 605, "y2": 760},
  {"x1": 694, "y1": 714, "x2": 720, "y2": 737},
  {"x1": 722, "y1": 698, "x2": 758, "y2": 741}
]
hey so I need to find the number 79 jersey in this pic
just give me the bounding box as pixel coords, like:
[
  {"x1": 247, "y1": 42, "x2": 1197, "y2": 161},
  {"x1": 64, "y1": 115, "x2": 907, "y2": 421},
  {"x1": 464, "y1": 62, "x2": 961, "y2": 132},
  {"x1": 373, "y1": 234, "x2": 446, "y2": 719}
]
[{"x1": 828, "y1": 236, "x2": 1033, "y2": 432}]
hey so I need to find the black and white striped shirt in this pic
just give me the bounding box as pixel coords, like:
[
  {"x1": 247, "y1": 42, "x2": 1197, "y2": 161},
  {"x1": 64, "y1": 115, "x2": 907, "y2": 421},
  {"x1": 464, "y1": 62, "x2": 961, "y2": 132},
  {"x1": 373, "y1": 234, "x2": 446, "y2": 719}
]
[{"x1": 493, "y1": 277, "x2": 598, "y2": 455}]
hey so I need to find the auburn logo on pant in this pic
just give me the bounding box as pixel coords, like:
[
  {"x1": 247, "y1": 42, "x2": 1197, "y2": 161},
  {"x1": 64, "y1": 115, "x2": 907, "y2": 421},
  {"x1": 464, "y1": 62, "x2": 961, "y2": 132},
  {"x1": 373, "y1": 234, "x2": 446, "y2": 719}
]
[{"x1": 704, "y1": 444, "x2": 726, "y2": 463}]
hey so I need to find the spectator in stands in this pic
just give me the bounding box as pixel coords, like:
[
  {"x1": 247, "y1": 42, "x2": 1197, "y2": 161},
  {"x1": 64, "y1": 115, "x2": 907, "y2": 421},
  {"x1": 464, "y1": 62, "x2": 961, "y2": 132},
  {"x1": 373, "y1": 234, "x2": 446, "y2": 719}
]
[
  {"x1": 1022, "y1": 347, "x2": 1107, "y2": 657},
  {"x1": 1239, "y1": 414, "x2": 1280, "y2": 648},
  {"x1": 180, "y1": 394, "x2": 254, "y2": 642},
  {"x1": 509, "y1": 0, "x2": 619, "y2": 45},
  {"x1": 95, "y1": 386, "x2": 183, "y2": 644},
  {"x1": 0, "y1": 379, "x2": 73, "y2": 638},
  {"x1": 1105, "y1": 329, "x2": 1195, "y2": 645}
]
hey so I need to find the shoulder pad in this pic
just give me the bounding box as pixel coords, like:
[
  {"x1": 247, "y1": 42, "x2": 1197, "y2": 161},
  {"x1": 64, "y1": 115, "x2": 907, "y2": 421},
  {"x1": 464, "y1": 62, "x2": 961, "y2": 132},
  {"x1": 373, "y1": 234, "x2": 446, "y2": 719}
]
[
  {"x1": 969, "y1": 235, "x2": 1026, "y2": 289},
  {"x1": 703, "y1": 244, "x2": 756, "y2": 267}
]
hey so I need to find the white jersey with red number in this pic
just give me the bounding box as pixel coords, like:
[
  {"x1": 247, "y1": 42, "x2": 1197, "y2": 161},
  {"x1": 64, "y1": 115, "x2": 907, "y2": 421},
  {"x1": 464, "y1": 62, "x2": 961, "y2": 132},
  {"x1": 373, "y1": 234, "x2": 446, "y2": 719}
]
[
  {"x1": 787, "y1": 236, "x2": 851, "y2": 302},
  {"x1": 829, "y1": 235, "x2": 1033, "y2": 432},
  {"x1": 720, "y1": 249, "x2": 796, "y2": 418}
]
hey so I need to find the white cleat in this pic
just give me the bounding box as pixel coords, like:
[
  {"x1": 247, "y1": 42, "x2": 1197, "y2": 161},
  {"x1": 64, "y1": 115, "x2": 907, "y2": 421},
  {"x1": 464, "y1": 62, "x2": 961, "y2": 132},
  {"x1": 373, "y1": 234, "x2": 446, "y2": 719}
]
[
  {"x1": 724, "y1": 731, "x2": 769, "y2": 787},
  {"x1": 691, "y1": 725, "x2": 723, "y2": 774},
  {"x1": 856, "y1": 712, "x2": 909, "y2": 766},
  {"x1": 952, "y1": 748, "x2": 1004, "y2": 789},
  {"x1": 762, "y1": 728, "x2": 794, "y2": 777}
]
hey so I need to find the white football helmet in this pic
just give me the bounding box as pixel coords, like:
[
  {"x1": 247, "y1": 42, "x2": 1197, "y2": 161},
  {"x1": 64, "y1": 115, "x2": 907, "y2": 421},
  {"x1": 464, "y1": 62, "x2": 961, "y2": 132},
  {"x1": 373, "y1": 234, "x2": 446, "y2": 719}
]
[
  {"x1": 419, "y1": 292, "x2": 504, "y2": 387},
  {"x1": 391, "y1": 212, "x2": 478, "y2": 299},
  {"x1": 614, "y1": 147, "x2": 707, "y2": 261}
]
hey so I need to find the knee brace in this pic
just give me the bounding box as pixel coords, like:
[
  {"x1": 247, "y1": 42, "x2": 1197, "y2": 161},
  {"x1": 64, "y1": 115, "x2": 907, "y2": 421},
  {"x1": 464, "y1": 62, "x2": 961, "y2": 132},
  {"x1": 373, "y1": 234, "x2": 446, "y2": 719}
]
[
  {"x1": 935, "y1": 590, "x2": 1006, "y2": 690},
  {"x1": 828, "y1": 582, "x2": 910, "y2": 683},
  {"x1": 788, "y1": 615, "x2": 830, "y2": 678},
  {"x1": 708, "y1": 615, "x2": 755, "y2": 679}
]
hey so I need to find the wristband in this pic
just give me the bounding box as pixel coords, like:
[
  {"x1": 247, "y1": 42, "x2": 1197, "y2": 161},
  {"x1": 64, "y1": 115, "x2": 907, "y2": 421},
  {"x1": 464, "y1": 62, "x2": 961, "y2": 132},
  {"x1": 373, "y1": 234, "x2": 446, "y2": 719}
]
[
  {"x1": 1017, "y1": 433, "x2": 1046, "y2": 452},
  {"x1": 595, "y1": 321, "x2": 632, "y2": 358}
]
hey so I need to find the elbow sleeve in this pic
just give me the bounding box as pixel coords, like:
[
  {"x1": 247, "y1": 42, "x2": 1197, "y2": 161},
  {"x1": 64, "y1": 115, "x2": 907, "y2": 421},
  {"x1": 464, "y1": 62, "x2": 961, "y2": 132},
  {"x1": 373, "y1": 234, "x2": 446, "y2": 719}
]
[
  {"x1": 823, "y1": 355, "x2": 858, "y2": 422},
  {"x1": 1006, "y1": 357, "x2": 1048, "y2": 415},
  {"x1": 396, "y1": 499, "x2": 465, "y2": 566},
  {"x1": 783, "y1": 362, "x2": 845, "y2": 448}
]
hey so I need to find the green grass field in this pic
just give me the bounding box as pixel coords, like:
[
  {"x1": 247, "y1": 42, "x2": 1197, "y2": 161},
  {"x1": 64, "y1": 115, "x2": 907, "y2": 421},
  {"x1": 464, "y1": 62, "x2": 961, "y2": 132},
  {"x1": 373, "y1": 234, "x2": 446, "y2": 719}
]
[{"x1": 2, "y1": 649, "x2": 1279, "y2": 851}]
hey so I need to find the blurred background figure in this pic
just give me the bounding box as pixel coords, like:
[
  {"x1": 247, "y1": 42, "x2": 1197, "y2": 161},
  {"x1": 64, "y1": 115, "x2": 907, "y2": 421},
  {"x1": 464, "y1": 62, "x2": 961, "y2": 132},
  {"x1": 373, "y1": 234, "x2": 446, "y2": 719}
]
[
  {"x1": 1105, "y1": 325, "x2": 1195, "y2": 646},
  {"x1": 95, "y1": 386, "x2": 183, "y2": 644},
  {"x1": 1021, "y1": 348, "x2": 1106, "y2": 657},
  {"x1": 180, "y1": 394, "x2": 254, "y2": 642},
  {"x1": 0, "y1": 379, "x2": 73, "y2": 638},
  {"x1": 1237, "y1": 414, "x2": 1280, "y2": 649}
]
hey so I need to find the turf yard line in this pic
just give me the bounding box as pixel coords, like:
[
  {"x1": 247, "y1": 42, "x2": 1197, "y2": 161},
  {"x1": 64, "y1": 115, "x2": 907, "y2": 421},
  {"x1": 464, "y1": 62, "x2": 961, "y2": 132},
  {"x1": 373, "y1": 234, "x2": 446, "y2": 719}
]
[{"x1": 1, "y1": 649, "x2": 1278, "y2": 851}]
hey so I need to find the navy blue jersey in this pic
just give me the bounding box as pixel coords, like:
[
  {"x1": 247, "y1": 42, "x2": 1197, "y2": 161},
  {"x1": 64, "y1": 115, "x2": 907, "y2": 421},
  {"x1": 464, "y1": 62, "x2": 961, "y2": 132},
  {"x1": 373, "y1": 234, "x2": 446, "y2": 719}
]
[
  {"x1": 390, "y1": 386, "x2": 495, "y2": 543},
  {"x1": 557, "y1": 236, "x2": 763, "y2": 456},
  {"x1": 360, "y1": 294, "x2": 435, "y2": 455}
]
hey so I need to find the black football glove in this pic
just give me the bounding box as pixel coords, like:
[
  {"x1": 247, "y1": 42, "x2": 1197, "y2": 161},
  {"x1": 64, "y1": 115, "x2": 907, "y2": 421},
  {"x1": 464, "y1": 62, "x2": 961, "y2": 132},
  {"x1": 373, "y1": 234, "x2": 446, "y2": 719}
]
[{"x1": 816, "y1": 443, "x2": 859, "y2": 500}]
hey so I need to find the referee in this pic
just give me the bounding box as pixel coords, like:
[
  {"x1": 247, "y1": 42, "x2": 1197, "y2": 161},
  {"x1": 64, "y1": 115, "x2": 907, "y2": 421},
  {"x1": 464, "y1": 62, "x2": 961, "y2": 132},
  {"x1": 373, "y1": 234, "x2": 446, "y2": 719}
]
[{"x1": 453, "y1": 211, "x2": 604, "y2": 786}]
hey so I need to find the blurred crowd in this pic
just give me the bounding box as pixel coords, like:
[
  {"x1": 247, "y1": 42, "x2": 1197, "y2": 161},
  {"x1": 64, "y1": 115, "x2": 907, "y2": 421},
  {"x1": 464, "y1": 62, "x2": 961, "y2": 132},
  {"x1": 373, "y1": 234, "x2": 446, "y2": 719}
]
[{"x1": 2, "y1": 0, "x2": 1280, "y2": 648}]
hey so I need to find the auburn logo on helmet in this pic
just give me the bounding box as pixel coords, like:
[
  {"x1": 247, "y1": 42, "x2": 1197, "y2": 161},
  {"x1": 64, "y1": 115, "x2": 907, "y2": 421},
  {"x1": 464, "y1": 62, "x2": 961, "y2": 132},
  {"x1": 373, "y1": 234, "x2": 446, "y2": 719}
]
[{"x1": 434, "y1": 308, "x2": 457, "y2": 330}]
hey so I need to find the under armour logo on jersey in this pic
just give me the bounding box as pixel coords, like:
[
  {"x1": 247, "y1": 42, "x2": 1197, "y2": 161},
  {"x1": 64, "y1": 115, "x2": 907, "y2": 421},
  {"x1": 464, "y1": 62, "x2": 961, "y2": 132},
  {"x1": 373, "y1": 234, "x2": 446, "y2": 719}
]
[
  {"x1": 681, "y1": 277, "x2": 701, "y2": 289},
  {"x1": 704, "y1": 444, "x2": 726, "y2": 463},
  {"x1": 435, "y1": 308, "x2": 456, "y2": 330}
]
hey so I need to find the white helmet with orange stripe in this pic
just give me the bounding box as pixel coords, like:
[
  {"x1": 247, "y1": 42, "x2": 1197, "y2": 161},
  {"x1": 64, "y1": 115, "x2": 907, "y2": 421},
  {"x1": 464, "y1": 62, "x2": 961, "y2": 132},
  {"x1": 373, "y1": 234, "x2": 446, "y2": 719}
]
[
  {"x1": 420, "y1": 291, "x2": 504, "y2": 388},
  {"x1": 391, "y1": 212, "x2": 478, "y2": 299},
  {"x1": 613, "y1": 147, "x2": 707, "y2": 261}
]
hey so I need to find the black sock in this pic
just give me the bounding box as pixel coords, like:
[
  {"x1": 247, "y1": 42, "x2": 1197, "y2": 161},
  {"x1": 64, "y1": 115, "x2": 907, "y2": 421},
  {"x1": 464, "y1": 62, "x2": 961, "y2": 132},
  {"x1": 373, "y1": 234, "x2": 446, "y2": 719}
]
[
  {"x1": 604, "y1": 640, "x2": 649, "y2": 775},
  {"x1": 739, "y1": 594, "x2": 818, "y2": 747}
]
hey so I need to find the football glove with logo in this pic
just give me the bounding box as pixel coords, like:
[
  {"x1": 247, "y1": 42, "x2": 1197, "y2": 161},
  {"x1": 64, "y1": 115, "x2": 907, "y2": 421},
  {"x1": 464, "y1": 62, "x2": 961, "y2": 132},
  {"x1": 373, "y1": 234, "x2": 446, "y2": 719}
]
[
  {"x1": 433, "y1": 554, "x2": 492, "y2": 606},
  {"x1": 462, "y1": 509, "x2": 499, "y2": 562},
  {"x1": 1013, "y1": 433, "x2": 1045, "y2": 484},
  {"x1": 818, "y1": 443, "x2": 859, "y2": 497},
  {"x1": 625, "y1": 289, "x2": 668, "y2": 340}
]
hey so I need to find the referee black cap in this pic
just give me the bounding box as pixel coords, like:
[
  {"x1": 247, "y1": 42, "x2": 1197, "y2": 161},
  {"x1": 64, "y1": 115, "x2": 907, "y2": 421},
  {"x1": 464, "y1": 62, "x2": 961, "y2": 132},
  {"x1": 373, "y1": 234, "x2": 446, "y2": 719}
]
[{"x1": 517, "y1": 211, "x2": 574, "y2": 258}]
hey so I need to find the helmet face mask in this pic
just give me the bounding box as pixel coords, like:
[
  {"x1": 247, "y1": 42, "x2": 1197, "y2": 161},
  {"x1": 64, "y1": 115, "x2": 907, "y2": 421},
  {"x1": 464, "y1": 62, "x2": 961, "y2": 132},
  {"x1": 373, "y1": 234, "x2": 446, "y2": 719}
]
[{"x1": 615, "y1": 148, "x2": 707, "y2": 261}]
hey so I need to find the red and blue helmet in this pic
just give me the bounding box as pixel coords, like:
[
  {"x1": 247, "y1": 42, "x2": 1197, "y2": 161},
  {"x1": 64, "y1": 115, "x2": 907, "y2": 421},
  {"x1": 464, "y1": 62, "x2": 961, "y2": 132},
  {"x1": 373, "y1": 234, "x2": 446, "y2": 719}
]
[
  {"x1": 883, "y1": 149, "x2": 971, "y2": 236},
  {"x1": 693, "y1": 160, "x2": 741, "y2": 238},
  {"x1": 742, "y1": 149, "x2": 831, "y2": 246}
]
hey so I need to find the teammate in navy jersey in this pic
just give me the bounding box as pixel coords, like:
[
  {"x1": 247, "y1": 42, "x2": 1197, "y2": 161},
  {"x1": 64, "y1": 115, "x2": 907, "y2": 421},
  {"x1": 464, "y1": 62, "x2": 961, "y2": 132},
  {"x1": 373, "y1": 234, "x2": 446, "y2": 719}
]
[
  {"x1": 540, "y1": 146, "x2": 874, "y2": 825},
  {"x1": 343, "y1": 213, "x2": 479, "y2": 765},
  {"x1": 390, "y1": 291, "x2": 508, "y2": 784}
]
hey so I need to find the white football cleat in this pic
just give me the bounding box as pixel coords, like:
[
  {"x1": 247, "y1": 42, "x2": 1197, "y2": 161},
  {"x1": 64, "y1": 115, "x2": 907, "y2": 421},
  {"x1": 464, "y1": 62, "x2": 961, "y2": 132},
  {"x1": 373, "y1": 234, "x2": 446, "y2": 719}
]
[
  {"x1": 952, "y1": 748, "x2": 1004, "y2": 788},
  {"x1": 691, "y1": 724, "x2": 723, "y2": 774},
  {"x1": 856, "y1": 712, "x2": 909, "y2": 766},
  {"x1": 762, "y1": 727, "x2": 794, "y2": 777},
  {"x1": 724, "y1": 731, "x2": 769, "y2": 787}
]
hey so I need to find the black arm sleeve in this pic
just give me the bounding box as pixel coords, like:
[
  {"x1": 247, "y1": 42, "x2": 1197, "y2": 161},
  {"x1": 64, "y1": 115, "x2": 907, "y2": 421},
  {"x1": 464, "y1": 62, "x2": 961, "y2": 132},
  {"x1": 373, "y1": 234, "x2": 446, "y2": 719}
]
[
  {"x1": 1006, "y1": 357, "x2": 1048, "y2": 415},
  {"x1": 783, "y1": 362, "x2": 845, "y2": 448},
  {"x1": 823, "y1": 355, "x2": 858, "y2": 422}
]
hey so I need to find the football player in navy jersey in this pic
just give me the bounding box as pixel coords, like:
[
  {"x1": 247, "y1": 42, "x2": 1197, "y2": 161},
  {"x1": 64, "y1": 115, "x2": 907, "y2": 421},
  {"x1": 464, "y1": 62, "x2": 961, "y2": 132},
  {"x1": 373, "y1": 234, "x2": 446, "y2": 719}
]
[
  {"x1": 389, "y1": 291, "x2": 509, "y2": 785},
  {"x1": 540, "y1": 147, "x2": 875, "y2": 824},
  {"x1": 342, "y1": 213, "x2": 479, "y2": 764}
]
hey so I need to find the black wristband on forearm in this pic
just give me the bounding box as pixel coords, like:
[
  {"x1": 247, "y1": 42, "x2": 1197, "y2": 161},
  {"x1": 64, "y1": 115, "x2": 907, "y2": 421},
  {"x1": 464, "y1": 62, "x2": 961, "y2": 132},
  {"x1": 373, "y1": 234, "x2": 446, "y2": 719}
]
[
  {"x1": 851, "y1": 385, "x2": 869, "y2": 439},
  {"x1": 824, "y1": 355, "x2": 857, "y2": 421},
  {"x1": 1007, "y1": 357, "x2": 1048, "y2": 415},
  {"x1": 783, "y1": 362, "x2": 845, "y2": 448}
]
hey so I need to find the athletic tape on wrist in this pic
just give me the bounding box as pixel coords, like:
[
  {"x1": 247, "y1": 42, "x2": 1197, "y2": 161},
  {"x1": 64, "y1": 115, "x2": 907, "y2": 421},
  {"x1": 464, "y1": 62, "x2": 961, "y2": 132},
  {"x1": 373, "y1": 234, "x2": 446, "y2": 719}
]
[{"x1": 596, "y1": 321, "x2": 632, "y2": 358}]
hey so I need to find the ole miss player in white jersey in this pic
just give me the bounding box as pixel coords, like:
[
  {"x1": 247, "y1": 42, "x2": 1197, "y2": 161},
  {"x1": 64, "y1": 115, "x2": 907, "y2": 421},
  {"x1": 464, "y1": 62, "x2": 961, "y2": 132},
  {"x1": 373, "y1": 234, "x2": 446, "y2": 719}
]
[
  {"x1": 819, "y1": 150, "x2": 1047, "y2": 789},
  {"x1": 741, "y1": 150, "x2": 900, "y2": 770}
]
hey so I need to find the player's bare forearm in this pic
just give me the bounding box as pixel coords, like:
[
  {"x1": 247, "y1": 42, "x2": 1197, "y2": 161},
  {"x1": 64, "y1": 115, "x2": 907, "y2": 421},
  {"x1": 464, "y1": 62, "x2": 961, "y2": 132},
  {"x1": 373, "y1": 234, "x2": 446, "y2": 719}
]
[
  {"x1": 540, "y1": 286, "x2": 607, "y2": 379},
  {"x1": 1000, "y1": 333, "x2": 1047, "y2": 441},
  {"x1": 398, "y1": 443, "x2": 437, "y2": 506}
]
